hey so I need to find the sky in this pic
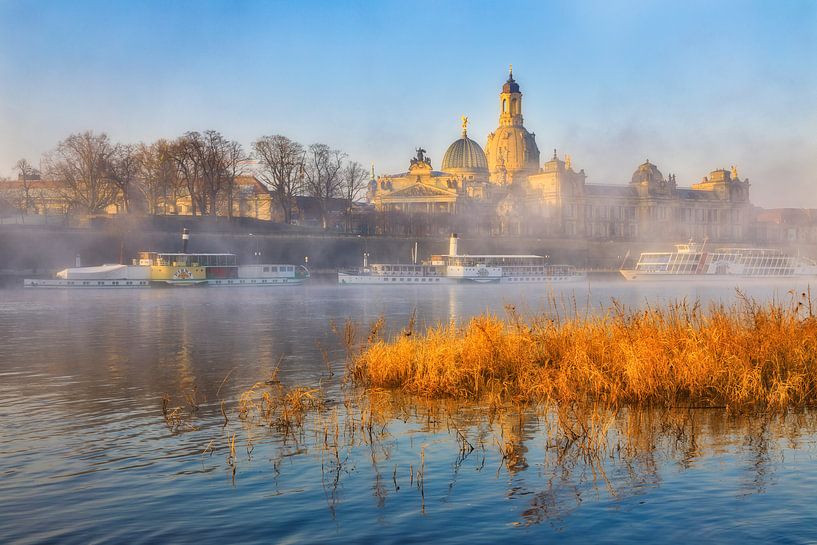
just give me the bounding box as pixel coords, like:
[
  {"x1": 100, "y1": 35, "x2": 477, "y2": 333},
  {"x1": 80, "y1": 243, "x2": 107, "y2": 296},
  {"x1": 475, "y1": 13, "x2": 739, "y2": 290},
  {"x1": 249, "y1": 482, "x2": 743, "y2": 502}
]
[{"x1": 0, "y1": 0, "x2": 815, "y2": 207}]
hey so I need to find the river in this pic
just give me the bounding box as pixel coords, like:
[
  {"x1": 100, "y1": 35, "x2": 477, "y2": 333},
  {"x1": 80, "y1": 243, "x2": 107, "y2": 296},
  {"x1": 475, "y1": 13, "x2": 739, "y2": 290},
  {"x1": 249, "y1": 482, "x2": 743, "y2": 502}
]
[{"x1": 1, "y1": 280, "x2": 816, "y2": 543}]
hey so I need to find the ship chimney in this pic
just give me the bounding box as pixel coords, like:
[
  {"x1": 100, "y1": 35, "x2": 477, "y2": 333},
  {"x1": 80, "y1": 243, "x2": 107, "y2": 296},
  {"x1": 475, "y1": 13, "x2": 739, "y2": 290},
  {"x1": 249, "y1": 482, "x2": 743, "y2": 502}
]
[
  {"x1": 449, "y1": 233, "x2": 458, "y2": 256},
  {"x1": 181, "y1": 228, "x2": 190, "y2": 253},
  {"x1": 75, "y1": 254, "x2": 81, "y2": 267}
]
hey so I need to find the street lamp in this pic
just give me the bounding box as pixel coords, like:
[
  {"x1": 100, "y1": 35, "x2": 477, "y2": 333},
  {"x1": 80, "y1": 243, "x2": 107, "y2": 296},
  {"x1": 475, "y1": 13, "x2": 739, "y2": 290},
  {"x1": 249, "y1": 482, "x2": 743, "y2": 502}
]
[{"x1": 249, "y1": 233, "x2": 261, "y2": 265}]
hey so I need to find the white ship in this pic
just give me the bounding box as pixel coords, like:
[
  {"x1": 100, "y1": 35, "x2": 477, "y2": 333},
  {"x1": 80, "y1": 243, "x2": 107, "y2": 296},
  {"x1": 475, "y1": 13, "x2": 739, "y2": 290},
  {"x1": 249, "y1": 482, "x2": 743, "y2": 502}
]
[
  {"x1": 24, "y1": 229, "x2": 309, "y2": 288},
  {"x1": 620, "y1": 241, "x2": 817, "y2": 281},
  {"x1": 338, "y1": 234, "x2": 585, "y2": 285}
]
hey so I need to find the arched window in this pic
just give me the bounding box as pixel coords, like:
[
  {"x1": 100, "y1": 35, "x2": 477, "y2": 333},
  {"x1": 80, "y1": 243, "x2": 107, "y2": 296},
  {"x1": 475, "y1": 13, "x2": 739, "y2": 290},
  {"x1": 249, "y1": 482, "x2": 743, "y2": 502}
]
[
  {"x1": 511, "y1": 98, "x2": 518, "y2": 114},
  {"x1": 502, "y1": 98, "x2": 507, "y2": 113}
]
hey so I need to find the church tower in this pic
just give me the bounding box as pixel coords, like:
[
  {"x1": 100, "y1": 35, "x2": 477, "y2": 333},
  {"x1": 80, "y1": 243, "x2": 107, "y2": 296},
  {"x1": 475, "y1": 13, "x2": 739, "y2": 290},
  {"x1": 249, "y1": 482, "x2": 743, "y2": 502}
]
[
  {"x1": 485, "y1": 66, "x2": 540, "y2": 185},
  {"x1": 499, "y1": 65, "x2": 523, "y2": 127}
]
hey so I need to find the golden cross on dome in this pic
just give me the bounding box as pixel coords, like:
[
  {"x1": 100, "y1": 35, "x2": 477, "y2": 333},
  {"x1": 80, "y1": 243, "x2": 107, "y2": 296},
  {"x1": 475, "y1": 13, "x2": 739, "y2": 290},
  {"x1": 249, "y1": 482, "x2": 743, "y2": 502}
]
[{"x1": 509, "y1": 64, "x2": 513, "y2": 77}]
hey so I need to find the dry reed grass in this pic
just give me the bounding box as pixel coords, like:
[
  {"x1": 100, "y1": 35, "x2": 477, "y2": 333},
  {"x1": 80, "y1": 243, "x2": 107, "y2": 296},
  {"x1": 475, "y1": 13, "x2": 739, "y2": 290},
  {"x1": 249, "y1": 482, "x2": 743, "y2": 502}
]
[{"x1": 347, "y1": 290, "x2": 817, "y2": 411}]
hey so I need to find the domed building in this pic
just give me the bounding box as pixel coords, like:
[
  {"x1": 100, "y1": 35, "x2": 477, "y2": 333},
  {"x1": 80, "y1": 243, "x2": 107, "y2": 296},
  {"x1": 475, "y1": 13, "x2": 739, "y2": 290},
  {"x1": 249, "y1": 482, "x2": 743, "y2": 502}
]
[
  {"x1": 630, "y1": 160, "x2": 676, "y2": 198},
  {"x1": 631, "y1": 160, "x2": 664, "y2": 185},
  {"x1": 521, "y1": 153, "x2": 752, "y2": 240},
  {"x1": 367, "y1": 119, "x2": 496, "y2": 231},
  {"x1": 367, "y1": 67, "x2": 755, "y2": 242},
  {"x1": 441, "y1": 116, "x2": 489, "y2": 180},
  {"x1": 485, "y1": 67, "x2": 540, "y2": 185}
]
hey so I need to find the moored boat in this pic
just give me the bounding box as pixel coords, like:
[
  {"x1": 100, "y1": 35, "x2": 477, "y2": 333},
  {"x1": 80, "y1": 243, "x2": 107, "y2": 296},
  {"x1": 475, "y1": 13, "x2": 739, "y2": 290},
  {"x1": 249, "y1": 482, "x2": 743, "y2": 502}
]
[
  {"x1": 338, "y1": 234, "x2": 585, "y2": 285},
  {"x1": 24, "y1": 229, "x2": 309, "y2": 288},
  {"x1": 619, "y1": 241, "x2": 817, "y2": 281}
]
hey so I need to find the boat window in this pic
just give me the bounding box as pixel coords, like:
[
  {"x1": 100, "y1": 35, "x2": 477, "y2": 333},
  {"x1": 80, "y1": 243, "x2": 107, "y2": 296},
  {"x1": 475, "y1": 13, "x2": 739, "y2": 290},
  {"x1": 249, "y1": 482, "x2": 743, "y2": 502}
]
[{"x1": 263, "y1": 266, "x2": 269, "y2": 273}]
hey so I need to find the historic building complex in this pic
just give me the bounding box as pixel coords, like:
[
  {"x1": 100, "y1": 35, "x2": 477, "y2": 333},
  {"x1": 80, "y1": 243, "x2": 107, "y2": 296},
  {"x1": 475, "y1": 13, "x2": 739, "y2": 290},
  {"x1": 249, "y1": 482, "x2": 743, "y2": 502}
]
[{"x1": 369, "y1": 68, "x2": 754, "y2": 242}]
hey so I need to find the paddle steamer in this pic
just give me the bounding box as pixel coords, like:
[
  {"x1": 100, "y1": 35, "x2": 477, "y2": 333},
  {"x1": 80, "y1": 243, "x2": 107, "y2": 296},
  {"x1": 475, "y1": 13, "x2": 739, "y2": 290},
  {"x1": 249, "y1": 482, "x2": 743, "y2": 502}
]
[
  {"x1": 338, "y1": 234, "x2": 584, "y2": 285},
  {"x1": 24, "y1": 229, "x2": 309, "y2": 288}
]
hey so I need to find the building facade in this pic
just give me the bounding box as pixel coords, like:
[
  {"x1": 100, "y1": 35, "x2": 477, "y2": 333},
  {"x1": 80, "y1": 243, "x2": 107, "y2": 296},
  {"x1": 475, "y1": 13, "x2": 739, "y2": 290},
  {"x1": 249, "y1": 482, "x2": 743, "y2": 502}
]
[{"x1": 368, "y1": 68, "x2": 756, "y2": 242}]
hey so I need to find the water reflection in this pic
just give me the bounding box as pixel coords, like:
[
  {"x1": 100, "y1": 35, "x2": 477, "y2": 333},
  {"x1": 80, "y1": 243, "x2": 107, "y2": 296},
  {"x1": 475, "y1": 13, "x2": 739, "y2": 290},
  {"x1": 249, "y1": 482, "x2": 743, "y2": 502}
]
[{"x1": 2, "y1": 283, "x2": 817, "y2": 543}]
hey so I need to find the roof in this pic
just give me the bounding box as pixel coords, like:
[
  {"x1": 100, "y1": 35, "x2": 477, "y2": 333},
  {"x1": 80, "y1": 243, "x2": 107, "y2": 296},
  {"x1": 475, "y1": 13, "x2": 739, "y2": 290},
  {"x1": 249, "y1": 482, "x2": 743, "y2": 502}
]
[
  {"x1": 676, "y1": 188, "x2": 721, "y2": 201},
  {"x1": 502, "y1": 74, "x2": 520, "y2": 94},
  {"x1": 383, "y1": 170, "x2": 451, "y2": 179},
  {"x1": 442, "y1": 135, "x2": 488, "y2": 171},
  {"x1": 384, "y1": 183, "x2": 457, "y2": 199},
  {"x1": 631, "y1": 160, "x2": 664, "y2": 185},
  {"x1": 235, "y1": 175, "x2": 270, "y2": 194},
  {"x1": 584, "y1": 184, "x2": 638, "y2": 197}
]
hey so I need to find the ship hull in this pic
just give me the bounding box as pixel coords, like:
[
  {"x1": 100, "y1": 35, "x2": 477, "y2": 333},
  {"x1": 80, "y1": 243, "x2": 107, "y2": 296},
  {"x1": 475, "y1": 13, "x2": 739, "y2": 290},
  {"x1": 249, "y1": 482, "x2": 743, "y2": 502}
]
[
  {"x1": 620, "y1": 270, "x2": 817, "y2": 282},
  {"x1": 24, "y1": 279, "x2": 152, "y2": 288},
  {"x1": 24, "y1": 277, "x2": 305, "y2": 288},
  {"x1": 207, "y1": 277, "x2": 306, "y2": 287},
  {"x1": 338, "y1": 273, "x2": 586, "y2": 285}
]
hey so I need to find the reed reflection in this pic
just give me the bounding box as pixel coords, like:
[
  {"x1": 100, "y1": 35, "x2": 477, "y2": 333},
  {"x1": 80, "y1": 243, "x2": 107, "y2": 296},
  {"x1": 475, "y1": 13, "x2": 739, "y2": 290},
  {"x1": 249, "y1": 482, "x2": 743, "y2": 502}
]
[{"x1": 176, "y1": 378, "x2": 817, "y2": 527}]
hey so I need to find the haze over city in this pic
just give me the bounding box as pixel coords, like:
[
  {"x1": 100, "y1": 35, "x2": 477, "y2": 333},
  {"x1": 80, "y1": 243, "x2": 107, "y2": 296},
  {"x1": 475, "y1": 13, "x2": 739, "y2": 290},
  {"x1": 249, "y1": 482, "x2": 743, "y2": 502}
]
[{"x1": 1, "y1": 0, "x2": 815, "y2": 207}]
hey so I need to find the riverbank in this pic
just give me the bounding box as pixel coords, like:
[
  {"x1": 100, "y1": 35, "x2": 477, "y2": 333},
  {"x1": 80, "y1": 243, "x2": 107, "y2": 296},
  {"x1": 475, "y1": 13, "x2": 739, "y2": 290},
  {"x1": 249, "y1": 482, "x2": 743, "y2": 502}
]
[{"x1": 5, "y1": 215, "x2": 809, "y2": 277}]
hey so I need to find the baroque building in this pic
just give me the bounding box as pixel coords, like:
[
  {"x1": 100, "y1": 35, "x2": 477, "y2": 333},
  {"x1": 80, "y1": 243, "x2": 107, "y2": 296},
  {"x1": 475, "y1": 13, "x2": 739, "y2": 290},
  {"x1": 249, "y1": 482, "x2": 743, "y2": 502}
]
[
  {"x1": 368, "y1": 118, "x2": 495, "y2": 218},
  {"x1": 368, "y1": 68, "x2": 755, "y2": 241},
  {"x1": 485, "y1": 67, "x2": 540, "y2": 184}
]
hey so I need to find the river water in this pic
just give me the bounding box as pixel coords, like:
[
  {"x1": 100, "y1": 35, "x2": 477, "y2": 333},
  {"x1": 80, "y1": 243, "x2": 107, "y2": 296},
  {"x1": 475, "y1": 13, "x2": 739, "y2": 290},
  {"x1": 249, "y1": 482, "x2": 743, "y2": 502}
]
[{"x1": 1, "y1": 280, "x2": 817, "y2": 544}]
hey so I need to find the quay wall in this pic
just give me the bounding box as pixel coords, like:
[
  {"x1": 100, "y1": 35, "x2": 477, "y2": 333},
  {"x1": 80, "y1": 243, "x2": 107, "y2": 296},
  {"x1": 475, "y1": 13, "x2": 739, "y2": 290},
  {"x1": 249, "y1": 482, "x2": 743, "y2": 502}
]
[{"x1": 3, "y1": 217, "x2": 816, "y2": 280}]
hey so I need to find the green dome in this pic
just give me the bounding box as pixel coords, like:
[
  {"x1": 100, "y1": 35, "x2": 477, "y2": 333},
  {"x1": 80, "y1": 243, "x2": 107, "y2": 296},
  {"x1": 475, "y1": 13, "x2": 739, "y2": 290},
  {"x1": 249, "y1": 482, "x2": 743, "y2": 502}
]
[{"x1": 442, "y1": 135, "x2": 488, "y2": 172}]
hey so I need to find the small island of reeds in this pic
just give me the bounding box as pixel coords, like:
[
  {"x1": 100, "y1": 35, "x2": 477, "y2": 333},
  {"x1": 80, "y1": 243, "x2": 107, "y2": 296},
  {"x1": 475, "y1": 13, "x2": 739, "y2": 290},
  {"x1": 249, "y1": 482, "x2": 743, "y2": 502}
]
[{"x1": 346, "y1": 290, "x2": 817, "y2": 411}]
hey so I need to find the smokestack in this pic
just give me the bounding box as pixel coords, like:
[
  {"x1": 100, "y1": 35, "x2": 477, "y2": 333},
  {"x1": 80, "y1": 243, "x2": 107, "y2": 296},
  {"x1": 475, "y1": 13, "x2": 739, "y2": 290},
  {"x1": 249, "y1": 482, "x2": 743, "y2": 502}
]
[
  {"x1": 182, "y1": 228, "x2": 190, "y2": 253},
  {"x1": 449, "y1": 233, "x2": 458, "y2": 256},
  {"x1": 75, "y1": 254, "x2": 81, "y2": 267}
]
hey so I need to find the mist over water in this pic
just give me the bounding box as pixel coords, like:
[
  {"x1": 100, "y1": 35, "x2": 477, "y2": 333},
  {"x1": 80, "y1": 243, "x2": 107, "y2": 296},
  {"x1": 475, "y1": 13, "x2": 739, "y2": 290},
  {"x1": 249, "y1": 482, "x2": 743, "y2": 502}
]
[{"x1": 1, "y1": 282, "x2": 817, "y2": 543}]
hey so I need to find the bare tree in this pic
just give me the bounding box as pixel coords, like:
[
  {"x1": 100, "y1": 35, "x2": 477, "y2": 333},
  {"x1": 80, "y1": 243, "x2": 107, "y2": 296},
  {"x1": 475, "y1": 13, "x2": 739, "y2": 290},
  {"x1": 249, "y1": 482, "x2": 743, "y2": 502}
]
[
  {"x1": 14, "y1": 158, "x2": 39, "y2": 219},
  {"x1": 43, "y1": 131, "x2": 119, "y2": 215},
  {"x1": 135, "y1": 140, "x2": 179, "y2": 215},
  {"x1": 303, "y1": 143, "x2": 345, "y2": 229},
  {"x1": 170, "y1": 131, "x2": 244, "y2": 216},
  {"x1": 340, "y1": 160, "x2": 370, "y2": 232},
  {"x1": 107, "y1": 144, "x2": 140, "y2": 213},
  {"x1": 253, "y1": 135, "x2": 304, "y2": 224},
  {"x1": 222, "y1": 139, "x2": 245, "y2": 218}
]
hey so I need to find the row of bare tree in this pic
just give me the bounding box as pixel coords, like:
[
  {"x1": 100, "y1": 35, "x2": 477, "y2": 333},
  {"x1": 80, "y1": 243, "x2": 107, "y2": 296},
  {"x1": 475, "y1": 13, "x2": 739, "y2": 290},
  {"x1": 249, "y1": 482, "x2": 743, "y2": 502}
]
[
  {"x1": 4, "y1": 130, "x2": 371, "y2": 230},
  {"x1": 252, "y1": 135, "x2": 369, "y2": 229}
]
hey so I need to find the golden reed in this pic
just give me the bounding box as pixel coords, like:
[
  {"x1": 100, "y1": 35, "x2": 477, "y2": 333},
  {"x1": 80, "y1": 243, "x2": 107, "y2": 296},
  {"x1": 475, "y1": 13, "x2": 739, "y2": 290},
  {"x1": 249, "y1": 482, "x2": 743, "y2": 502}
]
[{"x1": 347, "y1": 291, "x2": 817, "y2": 411}]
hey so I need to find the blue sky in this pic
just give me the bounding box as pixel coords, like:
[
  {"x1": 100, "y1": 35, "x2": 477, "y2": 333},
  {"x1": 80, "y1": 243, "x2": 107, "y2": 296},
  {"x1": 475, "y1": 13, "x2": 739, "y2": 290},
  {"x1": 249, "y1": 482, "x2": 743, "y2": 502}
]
[{"x1": 1, "y1": 0, "x2": 815, "y2": 207}]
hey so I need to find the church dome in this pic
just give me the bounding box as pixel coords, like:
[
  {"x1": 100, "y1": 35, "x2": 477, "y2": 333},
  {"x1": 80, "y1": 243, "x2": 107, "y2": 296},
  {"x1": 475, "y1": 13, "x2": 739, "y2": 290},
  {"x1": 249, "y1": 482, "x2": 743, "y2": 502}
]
[
  {"x1": 485, "y1": 126, "x2": 540, "y2": 182},
  {"x1": 502, "y1": 73, "x2": 520, "y2": 94},
  {"x1": 486, "y1": 68, "x2": 540, "y2": 184},
  {"x1": 442, "y1": 134, "x2": 488, "y2": 172},
  {"x1": 631, "y1": 160, "x2": 664, "y2": 185}
]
